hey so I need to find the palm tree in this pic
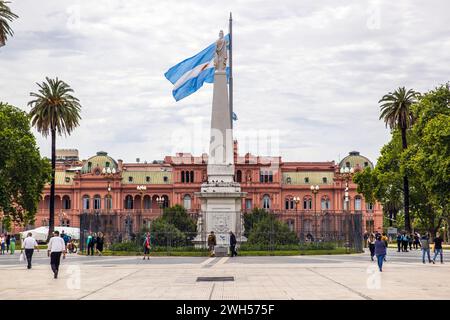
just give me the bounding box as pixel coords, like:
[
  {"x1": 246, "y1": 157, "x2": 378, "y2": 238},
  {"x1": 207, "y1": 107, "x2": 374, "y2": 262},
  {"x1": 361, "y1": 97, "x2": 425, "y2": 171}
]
[
  {"x1": 28, "y1": 77, "x2": 82, "y2": 240},
  {"x1": 0, "y1": 1, "x2": 18, "y2": 46},
  {"x1": 379, "y1": 87, "x2": 418, "y2": 233}
]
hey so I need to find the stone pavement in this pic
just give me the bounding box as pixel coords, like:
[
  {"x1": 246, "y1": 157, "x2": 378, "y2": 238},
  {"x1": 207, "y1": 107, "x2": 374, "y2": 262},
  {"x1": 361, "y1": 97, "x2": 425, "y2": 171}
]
[{"x1": 0, "y1": 248, "x2": 448, "y2": 300}]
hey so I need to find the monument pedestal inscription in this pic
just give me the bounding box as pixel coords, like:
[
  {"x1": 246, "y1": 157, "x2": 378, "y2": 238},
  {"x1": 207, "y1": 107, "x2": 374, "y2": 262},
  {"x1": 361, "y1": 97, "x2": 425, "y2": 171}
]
[{"x1": 193, "y1": 30, "x2": 246, "y2": 248}]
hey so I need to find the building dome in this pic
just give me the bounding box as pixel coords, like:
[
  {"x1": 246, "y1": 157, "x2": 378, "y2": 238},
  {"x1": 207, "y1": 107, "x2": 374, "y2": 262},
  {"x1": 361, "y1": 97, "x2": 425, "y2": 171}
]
[
  {"x1": 81, "y1": 151, "x2": 118, "y2": 174},
  {"x1": 339, "y1": 151, "x2": 373, "y2": 170}
]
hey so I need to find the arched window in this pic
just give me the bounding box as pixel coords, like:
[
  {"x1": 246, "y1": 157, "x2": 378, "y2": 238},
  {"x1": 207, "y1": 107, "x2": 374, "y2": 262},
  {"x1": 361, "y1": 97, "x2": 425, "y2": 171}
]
[
  {"x1": 303, "y1": 219, "x2": 312, "y2": 233},
  {"x1": 190, "y1": 171, "x2": 194, "y2": 183},
  {"x1": 355, "y1": 196, "x2": 362, "y2": 211},
  {"x1": 343, "y1": 196, "x2": 350, "y2": 211},
  {"x1": 183, "y1": 194, "x2": 192, "y2": 210},
  {"x1": 82, "y1": 195, "x2": 90, "y2": 210},
  {"x1": 181, "y1": 171, "x2": 185, "y2": 183},
  {"x1": 262, "y1": 195, "x2": 271, "y2": 209},
  {"x1": 236, "y1": 170, "x2": 242, "y2": 183},
  {"x1": 93, "y1": 195, "x2": 101, "y2": 210},
  {"x1": 287, "y1": 219, "x2": 295, "y2": 232},
  {"x1": 62, "y1": 196, "x2": 71, "y2": 209},
  {"x1": 321, "y1": 197, "x2": 330, "y2": 210},
  {"x1": 285, "y1": 198, "x2": 294, "y2": 210},
  {"x1": 105, "y1": 195, "x2": 112, "y2": 210},
  {"x1": 366, "y1": 202, "x2": 374, "y2": 212},
  {"x1": 61, "y1": 219, "x2": 70, "y2": 227},
  {"x1": 162, "y1": 195, "x2": 169, "y2": 208},
  {"x1": 303, "y1": 197, "x2": 312, "y2": 210},
  {"x1": 144, "y1": 195, "x2": 151, "y2": 209},
  {"x1": 124, "y1": 195, "x2": 133, "y2": 209},
  {"x1": 185, "y1": 171, "x2": 190, "y2": 183}
]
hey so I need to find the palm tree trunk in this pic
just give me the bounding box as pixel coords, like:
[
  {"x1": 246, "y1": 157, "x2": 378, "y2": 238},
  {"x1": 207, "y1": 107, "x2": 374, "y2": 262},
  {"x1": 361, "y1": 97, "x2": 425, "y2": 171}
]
[
  {"x1": 48, "y1": 128, "x2": 56, "y2": 241},
  {"x1": 401, "y1": 127, "x2": 411, "y2": 233}
]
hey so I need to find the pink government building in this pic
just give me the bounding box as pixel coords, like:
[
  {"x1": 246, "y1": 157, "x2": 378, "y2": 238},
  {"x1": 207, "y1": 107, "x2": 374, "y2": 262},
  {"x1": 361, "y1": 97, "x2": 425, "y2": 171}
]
[{"x1": 31, "y1": 142, "x2": 383, "y2": 236}]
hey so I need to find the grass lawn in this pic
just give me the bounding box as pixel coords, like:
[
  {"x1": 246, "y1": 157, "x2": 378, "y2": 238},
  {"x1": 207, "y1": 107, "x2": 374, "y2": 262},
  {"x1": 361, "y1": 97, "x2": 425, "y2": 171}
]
[{"x1": 78, "y1": 248, "x2": 359, "y2": 257}]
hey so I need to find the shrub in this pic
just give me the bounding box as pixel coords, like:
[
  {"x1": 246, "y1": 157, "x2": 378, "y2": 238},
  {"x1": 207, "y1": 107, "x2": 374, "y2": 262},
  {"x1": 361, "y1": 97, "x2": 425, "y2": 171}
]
[
  {"x1": 109, "y1": 241, "x2": 140, "y2": 252},
  {"x1": 247, "y1": 216, "x2": 298, "y2": 245}
]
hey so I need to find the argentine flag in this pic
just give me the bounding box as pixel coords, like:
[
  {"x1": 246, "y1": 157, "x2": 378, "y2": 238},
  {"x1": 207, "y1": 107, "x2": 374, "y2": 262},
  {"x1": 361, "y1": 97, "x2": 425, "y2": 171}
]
[{"x1": 165, "y1": 34, "x2": 229, "y2": 101}]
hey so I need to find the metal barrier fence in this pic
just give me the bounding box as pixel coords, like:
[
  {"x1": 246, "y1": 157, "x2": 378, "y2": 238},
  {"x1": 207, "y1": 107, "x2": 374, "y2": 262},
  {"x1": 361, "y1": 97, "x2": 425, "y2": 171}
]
[{"x1": 79, "y1": 211, "x2": 363, "y2": 253}]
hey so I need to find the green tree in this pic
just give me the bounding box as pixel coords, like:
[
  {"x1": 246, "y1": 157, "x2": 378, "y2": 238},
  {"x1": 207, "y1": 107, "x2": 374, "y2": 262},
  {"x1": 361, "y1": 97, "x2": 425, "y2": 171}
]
[
  {"x1": 243, "y1": 208, "x2": 270, "y2": 238},
  {"x1": 28, "y1": 77, "x2": 82, "y2": 240},
  {"x1": 0, "y1": 103, "x2": 51, "y2": 229},
  {"x1": 379, "y1": 87, "x2": 419, "y2": 232},
  {"x1": 149, "y1": 217, "x2": 188, "y2": 247},
  {"x1": 0, "y1": 0, "x2": 18, "y2": 46},
  {"x1": 161, "y1": 204, "x2": 196, "y2": 234},
  {"x1": 403, "y1": 84, "x2": 450, "y2": 236},
  {"x1": 247, "y1": 214, "x2": 298, "y2": 246}
]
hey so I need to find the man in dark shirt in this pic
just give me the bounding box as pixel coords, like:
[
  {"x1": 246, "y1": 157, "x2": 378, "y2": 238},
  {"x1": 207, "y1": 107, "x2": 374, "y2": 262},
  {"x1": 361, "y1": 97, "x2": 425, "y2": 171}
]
[
  {"x1": 432, "y1": 233, "x2": 444, "y2": 264},
  {"x1": 229, "y1": 231, "x2": 237, "y2": 257}
]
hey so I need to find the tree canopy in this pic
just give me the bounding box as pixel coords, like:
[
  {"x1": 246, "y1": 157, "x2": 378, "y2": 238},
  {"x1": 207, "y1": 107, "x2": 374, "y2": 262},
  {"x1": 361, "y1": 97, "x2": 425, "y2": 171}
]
[
  {"x1": 244, "y1": 208, "x2": 298, "y2": 245},
  {"x1": 354, "y1": 84, "x2": 450, "y2": 236},
  {"x1": 0, "y1": 102, "x2": 51, "y2": 229}
]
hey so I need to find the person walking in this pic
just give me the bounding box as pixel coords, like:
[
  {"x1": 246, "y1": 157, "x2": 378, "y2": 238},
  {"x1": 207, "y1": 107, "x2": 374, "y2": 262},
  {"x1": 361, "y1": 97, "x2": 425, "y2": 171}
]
[
  {"x1": 47, "y1": 231, "x2": 66, "y2": 279},
  {"x1": 381, "y1": 232, "x2": 389, "y2": 261},
  {"x1": 368, "y1": 233, "x2": 376, "y2": 261},
  {"x1": 432, "y1": 232, "x2": 444, "y2": 264},
  {"x1": 9, "y1": 235, "x2": 16, "y2": 254},
  {"x1": 420, "y1": 232, "x2": 431, "y2": 264},
  {"x1": 86, "y1": 232, "x2": 94, "y2": 256},
  {"x1": 396, "y1": 233, "x2": 402, "y2": 252},
  {"x1": 207, "y1": 231, "x2": 216, "y2": 257},
  {"x1": 0, "y1": 234, "x2": 5, "y2": 255},
  {"x1": 401, "y1": 232, "x2": 409, "y2": 252},
  {"x1": 6, "y1": 233, "x2": 11, "y2": 253},
  {"x1": 96, "y1": 232, "x2": 104, "y2": 256},
  {"x1": 375, "y1": 234, "x2": 387, "y2": 272},
  {"x1": 414, "y1": 233, "x2": 421, "y2": 250},
  {"x1": 408, "y1": 233, "x2": 414, "y2": 251},
  {"x1": 21, "y1": 232, "x2": 39, "y2": 269},
  {"x1": 229, "y1": 231, "x2": 237, "y2": 257},
  {"x1": 142, "y1": 232, "x2": 152, "y2": 260}
]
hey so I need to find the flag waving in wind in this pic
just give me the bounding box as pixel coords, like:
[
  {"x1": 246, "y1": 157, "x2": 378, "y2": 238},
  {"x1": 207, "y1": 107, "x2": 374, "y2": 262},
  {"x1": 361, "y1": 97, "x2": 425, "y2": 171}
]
[{"x1": 164, "y1": 34, "x2": 229, "y2": 101}]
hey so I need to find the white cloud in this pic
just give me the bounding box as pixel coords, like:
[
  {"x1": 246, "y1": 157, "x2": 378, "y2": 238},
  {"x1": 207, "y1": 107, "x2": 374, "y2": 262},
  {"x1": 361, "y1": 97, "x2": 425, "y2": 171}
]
[{"x1": 1, "y1": 0, "x2": 449, "y2": 164}]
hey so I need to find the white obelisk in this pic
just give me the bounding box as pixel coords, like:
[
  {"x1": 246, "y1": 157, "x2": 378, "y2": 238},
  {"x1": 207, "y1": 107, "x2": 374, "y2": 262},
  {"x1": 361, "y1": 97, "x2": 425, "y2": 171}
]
[{"x1": 194, "y1": 26, "x2": 246, "y2": 252}]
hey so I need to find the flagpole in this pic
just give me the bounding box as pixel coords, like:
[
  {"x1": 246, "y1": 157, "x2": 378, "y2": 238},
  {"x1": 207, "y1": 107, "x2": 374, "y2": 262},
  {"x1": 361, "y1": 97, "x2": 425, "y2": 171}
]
[{"x1": 229, "y1": 12, "x2": 233, "y2": 129}]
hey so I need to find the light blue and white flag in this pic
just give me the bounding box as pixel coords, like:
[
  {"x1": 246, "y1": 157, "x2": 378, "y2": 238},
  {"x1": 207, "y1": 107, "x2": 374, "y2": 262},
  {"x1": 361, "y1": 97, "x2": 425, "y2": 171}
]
[{"x1": 165, "y1": 34, "x2": 229, "y2": 101}]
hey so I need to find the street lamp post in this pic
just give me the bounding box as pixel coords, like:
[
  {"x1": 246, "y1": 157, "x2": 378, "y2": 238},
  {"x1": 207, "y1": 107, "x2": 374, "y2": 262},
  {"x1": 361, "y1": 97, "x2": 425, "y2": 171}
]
[
  {"x1": 310, "y1": 185, "x2": 320, "y2": 239},
  {"x1": 293, "y1": 196, "x2": 300, "y2": 212},
  {"x1": 293, "y1": 196, "x2": 300, "y2": 238},
  {"x1": 137, "y1": 185, "x2": 147, "y2": 233}
]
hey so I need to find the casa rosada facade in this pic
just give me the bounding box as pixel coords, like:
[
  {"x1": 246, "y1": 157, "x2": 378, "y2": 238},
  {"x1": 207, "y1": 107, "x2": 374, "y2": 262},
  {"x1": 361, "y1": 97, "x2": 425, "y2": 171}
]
[{"x1": 30, "y1": 142, "x2": 383, "y2": 235}]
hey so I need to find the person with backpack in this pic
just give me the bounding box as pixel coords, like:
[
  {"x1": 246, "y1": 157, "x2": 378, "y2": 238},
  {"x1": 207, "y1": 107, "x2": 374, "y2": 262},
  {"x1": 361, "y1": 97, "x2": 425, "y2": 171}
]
[
  {"x1": 432, "y1": 233, "x2": 444, "y2": 264},
  {"x1": 420, "y1": 232, "x2": 431, "y2": 264}
]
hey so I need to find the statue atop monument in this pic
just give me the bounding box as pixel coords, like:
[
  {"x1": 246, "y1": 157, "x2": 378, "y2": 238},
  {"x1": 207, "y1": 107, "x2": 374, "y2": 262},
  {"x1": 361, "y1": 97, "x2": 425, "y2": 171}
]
[{"x1": 214, "y1": 30, "x2": 227, "y2": 71}]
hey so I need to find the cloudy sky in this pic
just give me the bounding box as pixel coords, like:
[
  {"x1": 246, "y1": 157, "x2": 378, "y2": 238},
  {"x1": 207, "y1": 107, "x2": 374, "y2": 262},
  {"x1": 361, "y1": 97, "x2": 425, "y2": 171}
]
[{"x1": 1, "y1": 0, "x2": 449, "y2": 164}]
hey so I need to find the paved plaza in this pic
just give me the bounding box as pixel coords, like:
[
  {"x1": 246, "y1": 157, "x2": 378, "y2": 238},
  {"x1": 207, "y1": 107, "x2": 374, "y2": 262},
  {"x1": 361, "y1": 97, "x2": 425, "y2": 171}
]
[{"x1": 0, "y1": 249, "x2": 448, "y2": 300}]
